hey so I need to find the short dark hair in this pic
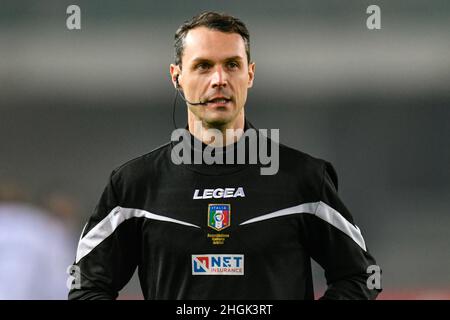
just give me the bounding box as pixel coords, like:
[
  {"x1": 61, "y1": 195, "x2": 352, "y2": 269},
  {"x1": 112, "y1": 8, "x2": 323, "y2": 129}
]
[{"x1": 174, "y1": 11, "x2": 251, "y2": 67}]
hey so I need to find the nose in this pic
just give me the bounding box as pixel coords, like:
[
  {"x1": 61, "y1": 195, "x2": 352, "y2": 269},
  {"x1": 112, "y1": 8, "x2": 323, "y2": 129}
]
[{"x1": 211, "y1": 66, "x2": 227, "y2": 89}]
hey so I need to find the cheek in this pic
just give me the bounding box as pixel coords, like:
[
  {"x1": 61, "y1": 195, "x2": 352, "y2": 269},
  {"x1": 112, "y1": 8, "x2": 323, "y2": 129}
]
[
  {"x1": 235, "y1": 79, "x2": 249, "y2": 98},
  {"x1": 186, "y1": 77, "x2": 206, "y2": 91}
]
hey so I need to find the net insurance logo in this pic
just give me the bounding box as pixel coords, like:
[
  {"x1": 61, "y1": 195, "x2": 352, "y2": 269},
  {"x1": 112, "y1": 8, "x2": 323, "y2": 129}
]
[{"x1": 192, "y1": 254, "x2": 244, "y2": 275}]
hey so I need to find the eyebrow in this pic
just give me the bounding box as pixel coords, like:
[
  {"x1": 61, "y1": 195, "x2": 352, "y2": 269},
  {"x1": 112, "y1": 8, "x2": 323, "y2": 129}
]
[{"x1": 191, "y1": 56, "x2": 244, "y2": 64}]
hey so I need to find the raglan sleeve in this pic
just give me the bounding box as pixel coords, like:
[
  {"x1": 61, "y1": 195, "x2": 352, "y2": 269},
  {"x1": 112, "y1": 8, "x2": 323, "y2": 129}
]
[
  {"x1": 301, "y1": 161, "x2": 382, "y2": 300},
  {"x1": 68, "y1": 170, "x2": 140, "y2": 300}
]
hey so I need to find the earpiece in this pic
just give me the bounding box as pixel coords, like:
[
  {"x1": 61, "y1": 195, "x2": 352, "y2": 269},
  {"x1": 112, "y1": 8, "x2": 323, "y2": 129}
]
[{"x1": 172, "y1": 73, "x2": 207, "y2": 131}]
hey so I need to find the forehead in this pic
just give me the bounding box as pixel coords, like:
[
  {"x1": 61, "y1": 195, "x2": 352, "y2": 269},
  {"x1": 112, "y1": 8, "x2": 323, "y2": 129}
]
[{"x1": 182, "y1": 27, "x2": 246, "y2": 64}]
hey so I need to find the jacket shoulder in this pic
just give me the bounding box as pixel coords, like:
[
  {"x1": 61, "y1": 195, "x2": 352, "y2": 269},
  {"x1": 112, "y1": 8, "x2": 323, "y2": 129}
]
[
  {"x1": 278, "y1": 143, "x2": 338, "y2": 191},
  {"x1": 279, "y1": 143, "x2": 328, "y2": 172},
  {"x1": 110, "y1": 142, "x2": 172, "y2": 184}
]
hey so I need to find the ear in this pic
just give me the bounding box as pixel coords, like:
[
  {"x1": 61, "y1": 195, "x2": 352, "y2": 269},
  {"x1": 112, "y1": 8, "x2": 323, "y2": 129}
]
[
  {"x1": 170, "y1": 64, "x2": 182, "y2": 89},
  {"x1": 247, "y1": 62, "x2": 255, "y2": 88}
]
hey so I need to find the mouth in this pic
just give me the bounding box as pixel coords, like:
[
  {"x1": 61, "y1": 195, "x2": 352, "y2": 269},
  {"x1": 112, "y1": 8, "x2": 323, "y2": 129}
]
[{"x1": 206, "y1": 97, "x2": 232, "y2": 106}]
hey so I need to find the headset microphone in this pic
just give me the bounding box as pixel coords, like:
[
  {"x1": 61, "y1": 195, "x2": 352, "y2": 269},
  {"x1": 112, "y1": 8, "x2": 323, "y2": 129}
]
[
  {"x1": 175, "y1": 75, "x2": 207, "y2": 106},
  {"x1": 172, "y1": 75, "x2": 208, "y2": 130}
]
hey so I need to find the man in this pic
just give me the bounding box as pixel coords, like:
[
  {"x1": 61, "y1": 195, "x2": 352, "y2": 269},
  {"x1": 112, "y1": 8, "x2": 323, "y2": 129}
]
[{"x1": 69, "y1": 11, "x2": 380, "y2": 300}]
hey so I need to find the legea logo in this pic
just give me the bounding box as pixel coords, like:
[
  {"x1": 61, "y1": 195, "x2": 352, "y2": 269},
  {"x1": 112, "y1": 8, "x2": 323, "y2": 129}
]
[
  {"x1": 192, "y1": 254, "x2": 244, "y2": 275},
  {"x1": 193, "y1": 187, "x2": 245, "y2": 199}
]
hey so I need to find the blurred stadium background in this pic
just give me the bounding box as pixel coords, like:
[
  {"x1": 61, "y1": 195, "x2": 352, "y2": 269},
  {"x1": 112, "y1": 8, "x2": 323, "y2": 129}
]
[{"x1": 1, "y1": 0, "x2": 449, "y2": 299}]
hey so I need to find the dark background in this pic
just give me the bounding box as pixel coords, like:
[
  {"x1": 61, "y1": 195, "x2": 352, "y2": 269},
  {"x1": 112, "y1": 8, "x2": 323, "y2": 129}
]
[{"x1": 1, "y1": 0, "x2": 449, "y2": 299}]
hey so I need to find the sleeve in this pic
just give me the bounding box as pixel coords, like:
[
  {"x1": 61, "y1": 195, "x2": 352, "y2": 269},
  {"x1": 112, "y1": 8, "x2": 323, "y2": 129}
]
[
  {"x1": 68, "y1": 170, "x2": 140, "y2": 300},
  {"x1": 300, "y1": 161, "x2": 382, "y2": 300}
]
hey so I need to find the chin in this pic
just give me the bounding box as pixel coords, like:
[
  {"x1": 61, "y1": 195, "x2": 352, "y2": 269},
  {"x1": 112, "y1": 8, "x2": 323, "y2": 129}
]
[{"x1": 203, "y1": 113, "x2": 235, "y2": 127}]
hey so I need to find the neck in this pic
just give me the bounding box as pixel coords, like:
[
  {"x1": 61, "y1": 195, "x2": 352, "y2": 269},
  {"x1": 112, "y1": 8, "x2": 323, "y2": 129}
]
[{"x1": 187, "y1": 111, "x2": 245, "y2": 147}]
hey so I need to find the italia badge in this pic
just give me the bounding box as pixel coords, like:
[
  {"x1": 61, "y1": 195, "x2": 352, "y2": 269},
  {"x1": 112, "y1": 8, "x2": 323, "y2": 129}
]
[{"x1": 208, "y1": 204, "x2": 231, "y2": 231}]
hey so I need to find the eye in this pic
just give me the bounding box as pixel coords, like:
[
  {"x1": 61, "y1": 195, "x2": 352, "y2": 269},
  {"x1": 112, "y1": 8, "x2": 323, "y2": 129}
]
[
  {"x1": 196, "y1": 62, "x2": 211, "y2": 70},
  {"x1": 227, "y1": 61, "x2": 239, "y2": 69}
]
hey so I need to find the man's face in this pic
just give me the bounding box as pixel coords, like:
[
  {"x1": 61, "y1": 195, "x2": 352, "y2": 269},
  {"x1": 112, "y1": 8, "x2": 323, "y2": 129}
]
[{"x1": 171, "y1": 27, "x2": 255, "y2": 127}]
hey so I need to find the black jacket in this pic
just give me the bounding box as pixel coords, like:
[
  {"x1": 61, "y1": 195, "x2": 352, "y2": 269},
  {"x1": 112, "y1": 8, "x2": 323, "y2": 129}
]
[{"x1": 69, "y1": 120, "x2": 380, "y2": 300}]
